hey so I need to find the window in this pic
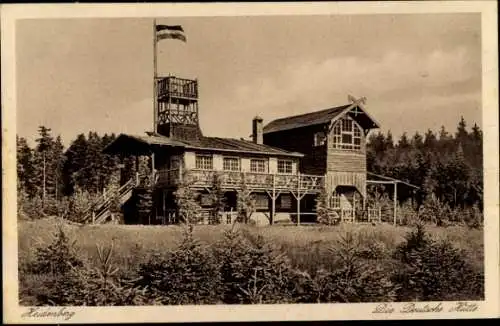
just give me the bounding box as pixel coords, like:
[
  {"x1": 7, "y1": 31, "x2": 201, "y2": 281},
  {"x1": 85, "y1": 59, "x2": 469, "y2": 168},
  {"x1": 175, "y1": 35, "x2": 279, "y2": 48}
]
[
  {"x1": 223, "y1": 157, "x2": 240, "y2": 171},
  {"x1": 195, "y1": 154, "x2": 213, "y2": 170},
  {"x1": 255, "y1": 194, "x2": 269, "y2": 210},
  {"x1": 330, "y1": 192, "x2": 341, "y2": 209},
  {"x1": 277, "y1": 159, "x2": 293, "y2": 174},
  {"x1": 331, "y1": 116, "x2": 362, "y2": 150},
  {"x1": 314, "y1": 131, "x2": 326, "y2": 146},
  {"x1": 250, "y1": 159, "x2": 268, "y2": 173}
]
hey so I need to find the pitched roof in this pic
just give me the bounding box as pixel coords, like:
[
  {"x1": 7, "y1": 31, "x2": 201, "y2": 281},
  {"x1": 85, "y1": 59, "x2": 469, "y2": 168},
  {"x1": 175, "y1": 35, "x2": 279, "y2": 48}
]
[
  {"x1": 104, "y1": 133, "x2": 303, "y2": 157},
  {"x1": 183, "y1": 136, "x2": 303, "y2": 157},
  {"x1": 127, "y1": 134, "x2": 187, "y2": 147},
  {"x1": 263, "y1": 105, "x2": 350, "y2": 134},
  {"x1": 263, "y1": 103, "x2": 380, "y2": 134}
]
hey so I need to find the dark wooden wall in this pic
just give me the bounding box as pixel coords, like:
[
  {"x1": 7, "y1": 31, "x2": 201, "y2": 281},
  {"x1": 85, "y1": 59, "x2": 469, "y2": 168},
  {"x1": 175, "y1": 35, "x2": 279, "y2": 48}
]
[
  {"x1": 264, "y1": 118, "x2": 368, "y2": 182},
  {"x1": 263, "y1": 124, "x2": 328, "y2": 175}
]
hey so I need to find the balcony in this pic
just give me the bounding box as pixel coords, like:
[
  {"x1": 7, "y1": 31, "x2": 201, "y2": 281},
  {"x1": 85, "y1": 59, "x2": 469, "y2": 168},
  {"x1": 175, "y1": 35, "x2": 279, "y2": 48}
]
[
  {"x1": 157, "y1": 76, "x2": 198, "y2": 101},
  {"x1": 156, "y1": 168, "x2": 324, "y2": 194}
]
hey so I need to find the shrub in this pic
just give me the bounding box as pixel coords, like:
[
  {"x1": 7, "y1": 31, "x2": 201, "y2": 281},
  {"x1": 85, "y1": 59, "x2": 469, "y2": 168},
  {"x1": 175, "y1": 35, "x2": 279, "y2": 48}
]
[
  {"x1": 135, "y1": 225, "x2": 222, "y2": 304},
  {"x1": 399, "y1": 201, "x2": 420, "y2": 226},
  {"x1": 21, "y1": 222, "x2": 87, "y2": 305},
  {"x1": 392, "y1": 223, "x2": 484, "y2": 301},
  {"x1": 68, "y1": 188, "x2": 100, "y2": 222},
  {"x1": 69, "y1": 243, "x2": 149, "y2": 306},
  {"x1": 208, "y1": 172, "x2": 227, "y2": 224},
  {"x1": 315, "y1": 187, "x2": 332, "y2": 225},
  {"x1": 467, "y1": 204, "x2": 483, "y2": 229},
  {"x1": 28, "y1": 221, "x2": 83, "y2": 275},
  {"x1": 236, "y1": 174, "x2": 256, "y2": 224},
  {"x1": 174, "y1": 172, "x2": 203, "y2": 224},
  {"x1": 215, "y1": 225, "x2": 298, "y2": 304},
  {"x1": 319, "y1": 232, "x2": 397, "y2": 303},
  {"x1": 418, "y1": 195, "x2": 451, "y2": 226},
  {"x1": 18, "y1": 194, "x2": 45, "y2": 220}
]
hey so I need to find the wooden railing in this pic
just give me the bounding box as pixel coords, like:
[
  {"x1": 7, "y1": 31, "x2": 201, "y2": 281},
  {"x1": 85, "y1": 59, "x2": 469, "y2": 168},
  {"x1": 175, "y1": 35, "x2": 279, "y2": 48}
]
[
  {"x1": 157, "y1": 76, "x2": 198, "y2": 99},
  {"x1": 155, "y1": 168, "x2": 324, "y2": 193},
  {"x1": 156, "y1": 168, "x2": 181, "y2": 186},
  {"x1": 82, "y1": 177, "x2": 137, "y2": 224},
  {"x1": 367, "y1": 208, "x2": 382, "y2": 223}
]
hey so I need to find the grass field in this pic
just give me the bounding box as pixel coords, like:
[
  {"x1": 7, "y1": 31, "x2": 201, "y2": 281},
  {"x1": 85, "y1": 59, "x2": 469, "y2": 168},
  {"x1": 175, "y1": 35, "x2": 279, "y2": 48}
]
[{"x1": 18, "y1": 217, "x2": 484, "y2": 276}]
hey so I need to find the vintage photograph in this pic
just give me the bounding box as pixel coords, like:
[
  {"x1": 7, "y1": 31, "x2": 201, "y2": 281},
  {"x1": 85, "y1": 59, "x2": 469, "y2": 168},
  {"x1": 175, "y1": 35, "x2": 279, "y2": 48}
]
[{"x1": 2, "y1": 1, "x2": 499, "y2": 322}]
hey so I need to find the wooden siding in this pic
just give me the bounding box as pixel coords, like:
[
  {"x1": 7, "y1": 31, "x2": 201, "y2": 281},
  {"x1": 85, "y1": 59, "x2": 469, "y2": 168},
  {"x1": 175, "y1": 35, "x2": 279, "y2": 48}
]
[
  {"x1": 325, "y1": 172, "x2": 366, "y2": 198},
  {"x1": 326, "y1": 151, "x2": 366, "y2": 173},
  {"x1": 264, "y1": 124, "x2": 328, "y2": 175},
  {"x1": 326, "y1": 118, "x2": 367, "y2": 174}
]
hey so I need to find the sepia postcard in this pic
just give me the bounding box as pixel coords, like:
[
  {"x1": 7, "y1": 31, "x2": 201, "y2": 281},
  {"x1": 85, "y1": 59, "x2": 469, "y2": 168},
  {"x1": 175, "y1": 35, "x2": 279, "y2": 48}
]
[{"x1": 2, "y1": 1, "x2": 499, "y2": 323}]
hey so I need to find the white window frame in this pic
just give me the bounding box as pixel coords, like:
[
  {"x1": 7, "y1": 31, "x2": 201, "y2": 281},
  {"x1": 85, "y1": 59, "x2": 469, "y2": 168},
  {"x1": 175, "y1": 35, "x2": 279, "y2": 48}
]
[
  {"x1": 331, "y1": 116, "x2": 362, "y2": 151},
  {"x1": 195, "y1": 154, "x2": 213, "y2": 170},
  {"x1": 250, "y1": 158, "x2": 268, "y2": 173},
  {"x1": 330, "y1": 192, "x2": 341, "y2": 209},
  {"x1": 277, "y1": 159, "x2": 293, "y2": 174},
  {"x1": 223, "y1": 156, "x2": 241, "y2": 171}
]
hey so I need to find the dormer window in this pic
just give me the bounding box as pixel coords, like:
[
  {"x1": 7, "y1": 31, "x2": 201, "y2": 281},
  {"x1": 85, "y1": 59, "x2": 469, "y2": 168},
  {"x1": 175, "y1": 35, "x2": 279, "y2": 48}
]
[{"x1": 331, "y1": 117, "x2": 362, "y2": 150}]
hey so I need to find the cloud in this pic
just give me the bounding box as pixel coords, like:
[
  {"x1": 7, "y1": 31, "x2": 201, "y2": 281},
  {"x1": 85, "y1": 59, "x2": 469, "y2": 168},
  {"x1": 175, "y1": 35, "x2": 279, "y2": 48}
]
[{"x1": 224, "y1": 47, "x2": 480, "y2": 130}]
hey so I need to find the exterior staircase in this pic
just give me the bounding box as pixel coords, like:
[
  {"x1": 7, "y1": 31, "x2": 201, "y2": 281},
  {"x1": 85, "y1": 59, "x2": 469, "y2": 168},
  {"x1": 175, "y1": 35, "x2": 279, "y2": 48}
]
[{"x1": 82, "y1": 178, "x2": 136, "y2": 224}]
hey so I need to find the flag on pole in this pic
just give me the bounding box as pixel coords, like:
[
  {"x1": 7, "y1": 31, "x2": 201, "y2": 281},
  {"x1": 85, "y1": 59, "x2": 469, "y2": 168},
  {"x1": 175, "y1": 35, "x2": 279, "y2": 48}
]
[{"x1": 156, "y1": 25, "x2": 186, "y2": 42}]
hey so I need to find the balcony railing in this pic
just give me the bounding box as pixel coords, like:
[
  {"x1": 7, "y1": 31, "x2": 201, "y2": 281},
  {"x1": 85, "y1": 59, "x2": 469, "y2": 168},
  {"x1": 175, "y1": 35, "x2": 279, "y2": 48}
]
[
  {"x1": 156, "y1": 168, "x2": 324, "y2": 193},
  {"x1": 157, "y1": 76, "x2": 198, "y2": 99}
]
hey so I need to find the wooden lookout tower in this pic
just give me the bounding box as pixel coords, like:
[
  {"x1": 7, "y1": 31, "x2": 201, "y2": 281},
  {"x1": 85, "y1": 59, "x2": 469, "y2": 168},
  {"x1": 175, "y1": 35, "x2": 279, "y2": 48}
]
[{"x1": 155, "y1": 76, "x2": 202, "y2": 141}]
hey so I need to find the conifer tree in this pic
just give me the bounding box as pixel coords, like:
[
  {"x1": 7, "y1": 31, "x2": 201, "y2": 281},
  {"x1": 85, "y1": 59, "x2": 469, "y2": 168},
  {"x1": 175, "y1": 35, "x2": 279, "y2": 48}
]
[
  {"x1": 236, "y1": 173, "x2": 256, "y2": 224},
  {"x1": 32, "y1": 126, "x2": 57, "y2": 202},
  {"x1": 174, "y1": 171, "x2": 202, "y2": 224},
  {"x1": 423, "y1": 129, "x2": 437, "y2": 151},
  {"x1": 209, "y1": 172, "x2": 227, "y2": 223},
  {"x1": 16, "y1": 136, "x2": 34, "y2": 196}
]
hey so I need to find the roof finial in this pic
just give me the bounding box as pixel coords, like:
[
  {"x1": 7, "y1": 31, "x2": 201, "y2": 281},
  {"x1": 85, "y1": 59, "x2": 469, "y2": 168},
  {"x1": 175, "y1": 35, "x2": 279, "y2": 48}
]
[{"x1": 348, "y1": 94, "x2": 367, "y2": 105}]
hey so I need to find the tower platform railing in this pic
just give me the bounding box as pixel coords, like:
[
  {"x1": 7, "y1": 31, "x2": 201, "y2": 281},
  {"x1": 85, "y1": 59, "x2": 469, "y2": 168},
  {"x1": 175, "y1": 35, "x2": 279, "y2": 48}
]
[{"x1": 157, "y1": 76, "x2": 198, "y2": 100}]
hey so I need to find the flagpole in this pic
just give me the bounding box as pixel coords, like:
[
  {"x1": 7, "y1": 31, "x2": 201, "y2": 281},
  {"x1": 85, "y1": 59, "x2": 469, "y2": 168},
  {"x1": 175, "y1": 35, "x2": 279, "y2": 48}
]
[{"x1": 153, "y1": 18, "x2": 158, "y2": 134}]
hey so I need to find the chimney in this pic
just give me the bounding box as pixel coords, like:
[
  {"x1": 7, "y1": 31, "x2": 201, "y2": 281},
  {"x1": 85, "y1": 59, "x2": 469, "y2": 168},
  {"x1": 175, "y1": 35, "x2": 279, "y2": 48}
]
[{"x1": 252, "y1": 116, "x2": 263, "y2": 144}]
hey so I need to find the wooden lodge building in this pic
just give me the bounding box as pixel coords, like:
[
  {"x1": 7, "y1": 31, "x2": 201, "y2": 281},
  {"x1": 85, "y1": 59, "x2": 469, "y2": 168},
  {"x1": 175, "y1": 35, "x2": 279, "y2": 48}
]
[{"x1": 91, "y1": 75, "x2": 413, "y2": 225}]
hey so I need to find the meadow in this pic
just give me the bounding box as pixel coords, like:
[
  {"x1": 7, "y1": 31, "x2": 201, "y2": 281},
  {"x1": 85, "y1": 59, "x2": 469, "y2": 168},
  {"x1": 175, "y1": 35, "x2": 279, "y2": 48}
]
[{"x1": 18, "y1": 217, "x2": 484, "y2": 305}]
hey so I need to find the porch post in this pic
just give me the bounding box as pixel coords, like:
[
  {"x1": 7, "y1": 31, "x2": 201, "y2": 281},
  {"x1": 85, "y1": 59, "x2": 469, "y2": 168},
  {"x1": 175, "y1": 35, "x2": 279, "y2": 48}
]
[
  {"x1": 162, "y1": 189, "x2": 166, "y2": 225},
  {"x1": 271, "y1": 175, "x2": 276, "y2": 225},
  {"x1": 151, "y1": 152, "x2": 155, "y2": 185},
  {"x1": 151, "y1": 152, "x2": 156, "y2": 223},
  {"x1": 297, "y1": 175, "x2": 301, "y2": 226},
  {"x1": 393, "y1": 181, "x2": 397, "y2": 226},
  {"x1": 135, "y1": 155, "x2": 140, "y2": 185},
  {"x1": 179, "y1": 161, "x2": 183, "y2": 183},
  {"x1": 353, "y1": 193, "x2": 356, "y2": 223}
]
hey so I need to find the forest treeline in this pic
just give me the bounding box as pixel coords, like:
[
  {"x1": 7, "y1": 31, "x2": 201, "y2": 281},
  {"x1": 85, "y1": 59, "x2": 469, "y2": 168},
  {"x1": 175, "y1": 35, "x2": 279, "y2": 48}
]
[
  {"x1": 366, "y1": 117, "x2": 483, "y2": 209},
  {"x1": 16, "y1": 117, "x2": 483, "y2": 218}
]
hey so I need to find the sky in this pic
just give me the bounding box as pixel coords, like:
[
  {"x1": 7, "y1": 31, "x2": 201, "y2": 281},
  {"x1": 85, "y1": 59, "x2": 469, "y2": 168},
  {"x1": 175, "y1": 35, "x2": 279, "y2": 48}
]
[{"x1": 16, "y1": 14, "x2": 482, "y2": 147}]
